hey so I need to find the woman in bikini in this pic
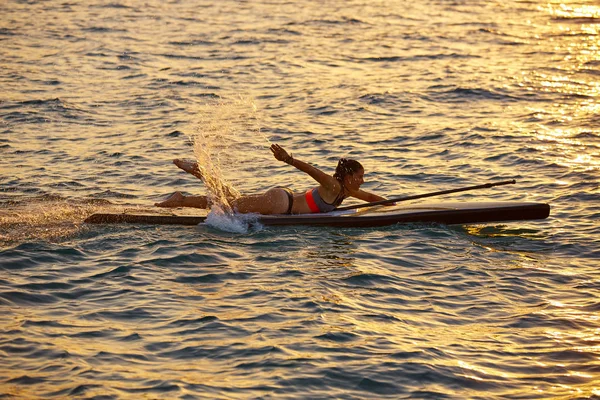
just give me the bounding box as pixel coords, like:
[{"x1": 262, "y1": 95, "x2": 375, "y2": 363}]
[{"x1": 155, "y1": 144, "x2": 388, "y2": 214}]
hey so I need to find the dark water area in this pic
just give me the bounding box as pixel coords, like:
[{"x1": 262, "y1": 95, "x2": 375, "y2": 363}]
[{"x1": 1, "y1": 0, "x2": 599, "y2": 398}]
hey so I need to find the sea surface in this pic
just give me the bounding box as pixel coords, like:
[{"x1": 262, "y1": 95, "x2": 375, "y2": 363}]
[{"x1": 1, "y1": 0, "x2": 600, "y2": 398}]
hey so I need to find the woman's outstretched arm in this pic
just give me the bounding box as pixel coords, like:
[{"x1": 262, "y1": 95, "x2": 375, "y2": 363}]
[
  {"x1": 348, "y1": 189, "x2": 387, "y2": 203},
  {"x1": 270, "y1": 144, "x2": 338, "y2": 190}
]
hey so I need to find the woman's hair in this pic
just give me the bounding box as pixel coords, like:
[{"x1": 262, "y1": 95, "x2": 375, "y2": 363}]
[{"x1": 333, "y1": 158, "x2": 363, "y2": 182}]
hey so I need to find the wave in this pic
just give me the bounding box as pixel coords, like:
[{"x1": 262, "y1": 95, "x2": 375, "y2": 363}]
[
  {"x1": 424, "y1": 86, "x2": 521, "y2": 103},
  {"x1": 268, "y1": 27, "x2": 302, "y2": 36},
  {"x1": 0, "y1": 28, "x2": 18, "y2": 36},
  {"x1": 307, "y1": 105, "x2": 338, "y2": 116},
  {"x1": 551, "y1": 16, "x2": 600, "y2": 24},
  {"x1": 574, "y1": 131, "x2": 599, "y2": 140},
  {"x1": 96, "y1": 3, "x2": 135, "y2": 9},
  {"x1": 289, "y1": 17, "x2": 369, "y2": 27},
  {"x1": 168, "y1": 39, "x2": 216, "y2": 47},
  {"x1": 82, "y1": 26, "x2": 127, "y2": 33},
  {"x1": 350, "y1": 53, "x2": 476, "y2": 63},
  {"x1": 0, "y1": 98, "x2": 108, "y2": 126},
  {"x1": 359, "y1": 92, "x2": 412, "y2": 106}
]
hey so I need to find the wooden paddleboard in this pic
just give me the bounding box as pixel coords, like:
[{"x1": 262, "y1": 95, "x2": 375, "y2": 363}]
[{"x1": 84, "y1": 202, "x2": 550, "y2": 228}]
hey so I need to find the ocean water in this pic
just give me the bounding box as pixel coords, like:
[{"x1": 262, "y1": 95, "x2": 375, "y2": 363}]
[{"x1": 1, "y1": 0, "x2": 600, "y2": 398}]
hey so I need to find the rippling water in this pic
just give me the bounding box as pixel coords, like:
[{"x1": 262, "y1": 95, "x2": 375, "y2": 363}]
[{"x1": 1, "y1": 0, "x2": 600, "y2": 398}]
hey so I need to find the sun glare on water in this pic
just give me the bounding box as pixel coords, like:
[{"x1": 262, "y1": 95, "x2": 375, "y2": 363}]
[{"x1": 521, "y1": 3, "x2": 600, "y2": 173}]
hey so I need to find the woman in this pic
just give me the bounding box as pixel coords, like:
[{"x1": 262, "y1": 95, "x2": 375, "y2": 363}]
[{"x1": 155, "y1": 144, "x2": 388, "y2": 214}]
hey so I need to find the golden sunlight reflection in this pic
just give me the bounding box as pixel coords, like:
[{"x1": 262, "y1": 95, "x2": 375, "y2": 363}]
[
  {"x1": 517, "y1": 0, "x2": 600, "y2": 172},
  {"x1": 520, "y1": 1, "x2": 600, "y2": 182},
  {"x1": 457, "y1": 360, "x2": 499, "y2": 379},
  {"x1": 544, "y1": 3, "x2": 600, "y2": 20},
  {"x1": 533, "y1": 127, "x2": 600, "y2": 171}
]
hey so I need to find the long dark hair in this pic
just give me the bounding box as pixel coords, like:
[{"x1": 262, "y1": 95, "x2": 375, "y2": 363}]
[{"x1": 333, "y1": 158, "x2": 363, "y2": 182}]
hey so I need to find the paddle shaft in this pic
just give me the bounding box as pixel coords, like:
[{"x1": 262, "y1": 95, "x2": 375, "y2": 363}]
[{"x1": 335, "y1": 179, "x2": 517, "y2": 211}]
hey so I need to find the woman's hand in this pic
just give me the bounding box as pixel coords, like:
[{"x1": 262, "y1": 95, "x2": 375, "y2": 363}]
[{"x1": 270, "y1": 144, "x2": 293, "y2": 164}]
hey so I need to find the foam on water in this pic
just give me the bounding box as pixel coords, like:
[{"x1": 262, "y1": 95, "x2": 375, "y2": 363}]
[
  {"x1": 0, "y1": 198, "x2": 111, "y2": 245},
  {"x1": 202, "y1": 206, "x2": 262, "y2": 234}
]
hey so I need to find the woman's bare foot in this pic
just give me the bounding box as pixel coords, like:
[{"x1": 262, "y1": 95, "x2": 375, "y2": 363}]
[
  {"x1": 174, "y1": 159, "x2": 203, "y2": 180},
  {"x1": 155, "y1": 191, "x2": 186, "y2": 208}
]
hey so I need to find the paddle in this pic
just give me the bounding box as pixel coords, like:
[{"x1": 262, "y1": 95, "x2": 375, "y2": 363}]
[{"x1": 335, "y1": 179, "x2": 517, "y2": 211}]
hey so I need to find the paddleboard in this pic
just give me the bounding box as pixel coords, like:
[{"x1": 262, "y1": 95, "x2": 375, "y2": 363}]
[{"x1": 85, "y1": 201, "x2": 550, "y2": 228}]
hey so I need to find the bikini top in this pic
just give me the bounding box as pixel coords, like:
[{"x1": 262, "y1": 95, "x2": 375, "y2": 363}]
[{"x1": 305, "y1": 185, "x2": 345, "y2": 213}]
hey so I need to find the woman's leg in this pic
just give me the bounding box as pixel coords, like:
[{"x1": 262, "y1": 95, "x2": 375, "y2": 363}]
[
  {"x1": 173, "y1": 159, "x2": 238, "y2": 201},
  {"x1": 232, "y1": 188, "x2": 290, "y2": 215},
  {"x1": 155, "y1": 188, "x2": 290, "y2": 214},
  {"x1": 155, "y1": 192, "x2": 209, "y2": 208},
  {"x1": 174, "y1": 159, "x2": 203, "y2": 180}
]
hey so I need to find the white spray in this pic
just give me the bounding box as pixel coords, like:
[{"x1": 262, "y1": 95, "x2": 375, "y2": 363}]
[{"x1": 188, "y1": 96, "x2": 269, "y2": 232}]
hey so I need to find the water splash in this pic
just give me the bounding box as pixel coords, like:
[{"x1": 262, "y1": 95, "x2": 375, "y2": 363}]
[
  {"x1": 203, "y1": 206, "x2": 262, "y2": 234},
  {"x1": 0, "y1": 197, "x2": 111, "y2": 245},
  {"x1": 188, "y1": 96, "x2": 270, "y2": 212}
]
